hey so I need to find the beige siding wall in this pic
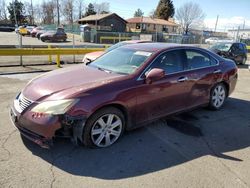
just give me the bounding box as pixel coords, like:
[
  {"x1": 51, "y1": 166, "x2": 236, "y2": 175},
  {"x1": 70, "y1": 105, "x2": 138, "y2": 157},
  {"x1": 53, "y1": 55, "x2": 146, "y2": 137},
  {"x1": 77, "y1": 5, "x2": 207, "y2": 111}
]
[{"x1": 127, "y1": 23, "x2": 177, "y2": 33}]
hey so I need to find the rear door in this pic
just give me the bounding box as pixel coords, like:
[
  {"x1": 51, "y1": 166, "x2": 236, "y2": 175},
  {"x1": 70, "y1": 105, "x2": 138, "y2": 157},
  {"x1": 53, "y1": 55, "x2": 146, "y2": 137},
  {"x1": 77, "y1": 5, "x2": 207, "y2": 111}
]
[{"x1": 183, "y1": 49, "x2": 221, "y2": 108}]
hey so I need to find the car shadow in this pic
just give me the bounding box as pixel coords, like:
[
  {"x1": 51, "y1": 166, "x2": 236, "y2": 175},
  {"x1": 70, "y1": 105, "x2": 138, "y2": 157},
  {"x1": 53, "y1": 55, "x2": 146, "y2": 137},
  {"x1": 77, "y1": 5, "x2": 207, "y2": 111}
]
[{"x1": 22, "y1": 97, "x2": 250, "y2": 180}]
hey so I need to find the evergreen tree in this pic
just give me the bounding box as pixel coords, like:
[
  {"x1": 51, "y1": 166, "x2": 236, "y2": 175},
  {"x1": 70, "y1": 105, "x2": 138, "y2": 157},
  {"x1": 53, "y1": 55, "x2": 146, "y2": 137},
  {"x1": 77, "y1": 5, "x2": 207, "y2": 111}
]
[
  {"x1": 155, "y1": 0, "x2": 175, "y2": 20},
  {"x1": 134, "y1": 8, "x2": 144, "y2": 17},
  {"x1": 84, "y1": 3, "x2": 96, "y2": 17},
  {"x1": 7, "y1": 0, "x2": 26, "y2": 25}
]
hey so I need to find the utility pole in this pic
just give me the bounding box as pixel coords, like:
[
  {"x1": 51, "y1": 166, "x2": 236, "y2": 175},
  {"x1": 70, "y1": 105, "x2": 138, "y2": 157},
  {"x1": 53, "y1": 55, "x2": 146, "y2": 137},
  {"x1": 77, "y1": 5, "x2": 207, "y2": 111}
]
[
  {"x1": 243, "y1": 20, "x2": 245, "y2": 30},
  {"x1": 236, "y1": 26, "x2": 240, "y2": 42},
  {"x1": 56, "y1": 0, "x2": 60, "y2": 26},
  {"x1": 31, "y1": 0, "x2": 34, "y2": 24},
  {"x1": 214, "y1": 15, "x2": 219, "y2": 32},
  {"x1": 12, "y1": 0, "x2": 17, "y2": 26}
]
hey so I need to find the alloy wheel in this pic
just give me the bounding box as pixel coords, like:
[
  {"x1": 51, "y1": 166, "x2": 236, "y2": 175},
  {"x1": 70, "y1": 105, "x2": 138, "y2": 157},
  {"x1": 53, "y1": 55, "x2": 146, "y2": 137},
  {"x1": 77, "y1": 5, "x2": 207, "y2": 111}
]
[
  {"x1": 91, "y1": 114, "x2": 123, "y2": 147},
  {"x1": 212, "y1": 85, "x2": 226, "y2": 108}
]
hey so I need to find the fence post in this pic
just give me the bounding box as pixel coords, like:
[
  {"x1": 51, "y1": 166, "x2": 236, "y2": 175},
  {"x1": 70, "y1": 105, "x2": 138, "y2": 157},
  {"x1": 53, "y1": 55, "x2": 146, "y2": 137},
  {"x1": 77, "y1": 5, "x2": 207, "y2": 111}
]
[
  {"x1": 19, "y1": 34, "x2": 23, "y2": 66},
  {"x1": 48, "y1": 45, "x2": 52, "y2": 64},
  {"x1": 73, "y1": 34, "x2": 75, "y2": 63},
  {"x1": 56, "y1": 54, "x2": 61, "y2": 68},
  {"x1": 119, "y1": 33, "x2": 121, "y2": 42}
]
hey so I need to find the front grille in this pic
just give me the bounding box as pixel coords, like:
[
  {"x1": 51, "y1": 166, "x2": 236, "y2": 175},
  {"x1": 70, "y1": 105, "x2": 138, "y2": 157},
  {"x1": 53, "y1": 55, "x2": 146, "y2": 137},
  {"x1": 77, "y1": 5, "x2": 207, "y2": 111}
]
[{"x1": 17, "y1": 93, "x2": 33, "y2": 112}]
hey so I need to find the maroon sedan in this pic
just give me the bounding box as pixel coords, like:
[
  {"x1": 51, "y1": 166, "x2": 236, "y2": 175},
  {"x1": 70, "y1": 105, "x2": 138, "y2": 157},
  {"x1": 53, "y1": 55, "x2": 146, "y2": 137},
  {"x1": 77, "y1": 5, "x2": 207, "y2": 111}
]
[{"x1": 10, "y1": 43, "x2": 238, "y2": 148}]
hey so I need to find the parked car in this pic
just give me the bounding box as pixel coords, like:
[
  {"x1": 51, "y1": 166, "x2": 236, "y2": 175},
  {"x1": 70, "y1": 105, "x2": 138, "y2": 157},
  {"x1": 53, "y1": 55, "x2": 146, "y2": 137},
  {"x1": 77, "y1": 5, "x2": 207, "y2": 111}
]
[
  {"x1": 210, "y1": 42, "x2": 248, "y2": 64},
  {"x1": 40, "y1": 28, "x2": 67, "y2": 42},
  {"x1": 31, "y1": 26, "x2": 44, "y2": 37},
  {"x1": 0, "y1": 25, "x2": 15, "y2": 32},
  {"x1": 36, "y1": 29, "x2": 47, "y2": 39},
  {"x1": 10, "y1": 43, "x2": 238, "y2": 148},
  {"x1": 26, "y1": 26, "x2": 35, "y2": 35},
  {"x1": 17, "y1": 25, "x2": 35, "y2": 36},
  {"x1": 205, "y1": 37, "x2": 219, "y2": 44},
  {"x1": 82, "y1": 40, "x2": 151, "y2": 63},
  {"x1": 18, "y1": 26, "x2": 29, "y2": 36}
]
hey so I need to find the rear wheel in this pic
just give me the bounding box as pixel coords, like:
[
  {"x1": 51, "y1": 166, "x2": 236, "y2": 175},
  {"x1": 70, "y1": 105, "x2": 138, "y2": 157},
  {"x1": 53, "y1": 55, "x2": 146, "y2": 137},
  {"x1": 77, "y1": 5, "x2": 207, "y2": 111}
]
[
  {"x1": 83, "y1": 107, "x2": 125, "y2": 148},
  {"x1": 241, "y1": 57, "x2": 247, "y2": 65},
  {"x1": 208, "y1": 83, "x2": 227, "y2": 110}
]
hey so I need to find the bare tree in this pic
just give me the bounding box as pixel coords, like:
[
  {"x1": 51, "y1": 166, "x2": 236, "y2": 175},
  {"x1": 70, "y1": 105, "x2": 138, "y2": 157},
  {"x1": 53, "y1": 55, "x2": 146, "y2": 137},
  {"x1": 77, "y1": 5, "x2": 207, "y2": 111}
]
[
  {"x1": 75, "y1": 0, "x2": 84, "y2": 19},
  {"x1": 61, "y1": 0, "x2": 74, "y2": 24},
  {"x1": 24, "y1": 1, "x2": 33, "y2": 24},
  {"x1": 41, "y1": 0, "x2": 56, "y2": 24},
  {"x1": 32, "y1": 3, "x2": 41, "y2": 24},
  {"x1": 148, "y1": 9, "x2": 156, "y2": 18},
  {"x1": 175, "y1": 2, "x2": 205, "y2": 34},
  {"x1": 0, "y1": 0, "x2": 8, "y2": 22},
  {"x1": 93, "y1": 2, "x2": 110, "y2": 14}
]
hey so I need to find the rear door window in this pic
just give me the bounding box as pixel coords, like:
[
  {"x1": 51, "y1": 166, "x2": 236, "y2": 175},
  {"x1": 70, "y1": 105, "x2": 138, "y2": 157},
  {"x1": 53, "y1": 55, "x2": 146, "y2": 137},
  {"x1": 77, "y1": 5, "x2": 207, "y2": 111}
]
[{"x1": 185, "y1": 50, "x2": 217, "y2": 70}]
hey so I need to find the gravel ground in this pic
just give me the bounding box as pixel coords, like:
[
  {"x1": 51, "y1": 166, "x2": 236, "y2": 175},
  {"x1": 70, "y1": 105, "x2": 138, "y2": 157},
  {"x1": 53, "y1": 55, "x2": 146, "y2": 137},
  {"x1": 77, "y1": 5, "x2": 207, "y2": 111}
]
[{"x1": 0, "y1": 64, "x2": 250, "y2": 188}]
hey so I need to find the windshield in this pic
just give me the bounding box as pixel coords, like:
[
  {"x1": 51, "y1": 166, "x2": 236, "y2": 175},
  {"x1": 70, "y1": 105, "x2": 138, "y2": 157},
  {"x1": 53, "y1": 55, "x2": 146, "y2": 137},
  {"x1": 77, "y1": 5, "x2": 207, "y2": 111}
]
[
  {"x1": 105, "y1": 42, "x2": 128, "y2": 52},
  {"x1": 211, "y1": 43, "x2": 232, "y2": 52},
  {"x1": 89, "y1": 48, "x2": 153, "y2": 75}
]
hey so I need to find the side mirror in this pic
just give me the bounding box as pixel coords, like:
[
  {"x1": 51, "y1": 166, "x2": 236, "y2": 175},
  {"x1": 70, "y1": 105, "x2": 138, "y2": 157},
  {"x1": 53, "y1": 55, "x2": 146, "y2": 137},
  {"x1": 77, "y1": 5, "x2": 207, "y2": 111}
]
[{"x1": 145, "y1": 68, "x2": 165, "y2": 84}]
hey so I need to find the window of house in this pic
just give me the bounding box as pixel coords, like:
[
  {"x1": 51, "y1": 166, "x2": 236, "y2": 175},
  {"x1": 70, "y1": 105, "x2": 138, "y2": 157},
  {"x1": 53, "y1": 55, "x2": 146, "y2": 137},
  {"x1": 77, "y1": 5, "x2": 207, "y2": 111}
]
[
  {"x1": 136, "y1": 23, "x2": 141, "y2": 29},
  {"x1": 154, "y1": 24, "x2": 156, "y2": 30},
  {"x1": 162, "y1": 26, "x2": 168, "y2": 32}
]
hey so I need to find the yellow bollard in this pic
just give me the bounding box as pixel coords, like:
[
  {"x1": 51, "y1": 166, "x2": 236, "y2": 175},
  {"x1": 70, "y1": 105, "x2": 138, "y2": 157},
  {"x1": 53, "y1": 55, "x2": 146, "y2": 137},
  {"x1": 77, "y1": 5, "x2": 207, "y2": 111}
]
[
  {"x1": 48, "y1": 45, "x2": 52, "y2": 64},
  {"x1": 56, "y1": 54, "x2": 61, "y2": 68}
]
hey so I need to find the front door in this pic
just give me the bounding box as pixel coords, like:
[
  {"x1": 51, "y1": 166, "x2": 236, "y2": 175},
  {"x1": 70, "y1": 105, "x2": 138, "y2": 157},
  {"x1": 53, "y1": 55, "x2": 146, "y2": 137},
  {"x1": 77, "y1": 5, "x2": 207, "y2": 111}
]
[{"x1": 136, "y1": 49, "x2": 192, "y2": 124}]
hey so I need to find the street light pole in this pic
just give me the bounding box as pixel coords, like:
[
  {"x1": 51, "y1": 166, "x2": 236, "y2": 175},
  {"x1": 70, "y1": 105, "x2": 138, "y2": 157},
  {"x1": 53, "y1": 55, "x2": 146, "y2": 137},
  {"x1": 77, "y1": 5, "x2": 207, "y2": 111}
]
[
  {"x1": 57, "y1": 0, "x2": 60, "y2": 26},
  {"x1": 31, "y1": 0, "x2": 34, "y2": 24}
]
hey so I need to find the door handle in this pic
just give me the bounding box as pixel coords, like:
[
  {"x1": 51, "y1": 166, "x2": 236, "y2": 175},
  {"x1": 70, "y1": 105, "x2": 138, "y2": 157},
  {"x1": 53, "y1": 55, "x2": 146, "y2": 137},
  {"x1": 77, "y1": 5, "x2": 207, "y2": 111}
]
[
  {"x1": 177, "y1": 76, "x2": 188, "y2": 82},
  {"x1": 213, "y1": 69, "x2": 222, "y2": 74}
]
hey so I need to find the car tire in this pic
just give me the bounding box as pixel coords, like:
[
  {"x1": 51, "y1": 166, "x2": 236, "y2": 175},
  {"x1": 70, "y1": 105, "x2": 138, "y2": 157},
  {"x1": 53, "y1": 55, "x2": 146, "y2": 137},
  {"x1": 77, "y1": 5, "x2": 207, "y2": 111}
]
[
  {"x1": 241, "y1": 57, "x2": 247, "y2": 65},
  {"x1": 83, "y1": 107, "x2": 125, "y2": 148},
  {"x1": 208, "y1": 83, "x2": 227, "y2": 110},
  {"x1": 41, "y1": 39, "x2": 45, "y2": 42}
]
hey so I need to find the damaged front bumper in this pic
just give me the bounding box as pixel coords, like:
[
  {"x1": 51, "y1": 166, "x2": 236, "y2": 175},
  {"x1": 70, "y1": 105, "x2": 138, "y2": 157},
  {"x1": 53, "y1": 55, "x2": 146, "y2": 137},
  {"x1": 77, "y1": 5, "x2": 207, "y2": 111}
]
[{"x1": 10, "y1": 106, "x2": 87, "y2": 149}]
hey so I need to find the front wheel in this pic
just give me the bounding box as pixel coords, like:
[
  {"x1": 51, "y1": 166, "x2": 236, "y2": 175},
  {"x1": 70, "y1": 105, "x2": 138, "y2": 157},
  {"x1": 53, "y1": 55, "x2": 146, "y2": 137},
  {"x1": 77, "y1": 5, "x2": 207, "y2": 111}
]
[
  {"x1": 83, "y1": 107, "x2": 125, "y2": 148},
  {"x1": 208, "y1": 83, "x2": 227, "y2": 110}
]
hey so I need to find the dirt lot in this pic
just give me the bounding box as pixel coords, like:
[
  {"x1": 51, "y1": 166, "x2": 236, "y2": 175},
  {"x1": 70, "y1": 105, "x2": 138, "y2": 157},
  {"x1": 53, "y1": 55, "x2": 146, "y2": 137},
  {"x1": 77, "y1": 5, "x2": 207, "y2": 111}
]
[{"x1": 0, "y1": 64, "x2": 250, "y2": 188}]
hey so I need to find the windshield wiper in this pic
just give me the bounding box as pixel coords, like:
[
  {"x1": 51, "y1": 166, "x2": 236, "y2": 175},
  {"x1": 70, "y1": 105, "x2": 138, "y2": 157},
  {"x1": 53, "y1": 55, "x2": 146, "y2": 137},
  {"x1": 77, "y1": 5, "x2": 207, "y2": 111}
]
[{"x1": 97, "y1": 67, "x2": 112, "y2": 73}]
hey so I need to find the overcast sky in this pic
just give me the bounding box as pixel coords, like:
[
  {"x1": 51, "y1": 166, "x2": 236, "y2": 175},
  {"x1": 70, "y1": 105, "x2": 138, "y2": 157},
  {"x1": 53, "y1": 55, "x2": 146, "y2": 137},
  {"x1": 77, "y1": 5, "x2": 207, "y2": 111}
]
[{"x1": 6, "y1": 0, "x2": 250, "y2": 31}]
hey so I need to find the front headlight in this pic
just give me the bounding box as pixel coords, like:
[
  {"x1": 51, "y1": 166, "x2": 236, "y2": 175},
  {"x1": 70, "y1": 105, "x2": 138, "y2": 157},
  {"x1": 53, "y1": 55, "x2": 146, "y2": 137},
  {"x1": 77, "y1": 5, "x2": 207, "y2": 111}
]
[{"x1": 31, "y1": 99, "x2": 78, "y2": 115}]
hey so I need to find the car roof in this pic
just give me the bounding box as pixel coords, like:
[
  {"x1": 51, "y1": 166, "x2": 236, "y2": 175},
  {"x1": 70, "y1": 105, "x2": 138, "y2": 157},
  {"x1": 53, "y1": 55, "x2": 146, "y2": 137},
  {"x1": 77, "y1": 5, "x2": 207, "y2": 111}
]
[{"x1": 121, "y1": 42, "x2": 195, "y2": 52}]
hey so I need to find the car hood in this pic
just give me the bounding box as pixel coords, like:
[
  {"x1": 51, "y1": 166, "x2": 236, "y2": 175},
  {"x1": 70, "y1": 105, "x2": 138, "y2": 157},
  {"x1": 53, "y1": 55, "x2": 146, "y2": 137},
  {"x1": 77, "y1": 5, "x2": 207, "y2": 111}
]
[{"x1": 22, "y1": 64, "x2": 123, "y2": 101}]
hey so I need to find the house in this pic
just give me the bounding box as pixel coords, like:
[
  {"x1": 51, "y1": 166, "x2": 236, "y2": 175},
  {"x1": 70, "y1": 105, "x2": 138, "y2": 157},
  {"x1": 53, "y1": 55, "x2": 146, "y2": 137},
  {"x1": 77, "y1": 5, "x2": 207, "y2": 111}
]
[
  {"x1": 78, "y1": 13, "x2": 127, "y2": 32},
  {"x1": 228, "y1": 28, "x2": 250, "y2": 40},
  {"x1": 126, "y1": 17, "x2": 179, "y2": 33}
]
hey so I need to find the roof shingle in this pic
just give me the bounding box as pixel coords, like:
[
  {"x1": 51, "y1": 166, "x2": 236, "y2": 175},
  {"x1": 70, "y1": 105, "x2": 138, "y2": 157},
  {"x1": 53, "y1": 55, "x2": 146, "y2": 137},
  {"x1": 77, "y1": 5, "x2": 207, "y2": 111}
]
[{"x1": 127, "y1": 17, "x2": 178, "y2": 26}]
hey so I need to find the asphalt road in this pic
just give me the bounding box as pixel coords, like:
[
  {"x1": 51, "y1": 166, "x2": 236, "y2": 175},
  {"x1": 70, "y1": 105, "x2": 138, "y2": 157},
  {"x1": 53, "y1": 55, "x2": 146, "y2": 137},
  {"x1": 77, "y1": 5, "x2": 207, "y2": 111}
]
[{"x1": 0, "y1": 64, "x2": 250, "y2": 188}]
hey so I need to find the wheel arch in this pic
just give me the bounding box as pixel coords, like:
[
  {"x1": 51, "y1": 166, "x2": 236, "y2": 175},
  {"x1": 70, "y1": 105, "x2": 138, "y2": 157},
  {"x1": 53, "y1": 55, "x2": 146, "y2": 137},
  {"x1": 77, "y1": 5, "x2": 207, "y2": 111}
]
[
  {"x1": 88, "y1": 103, "x2": 130, "y2": 129},
  {"x1": 220, "y1": 81, "x2": 229, "y2": 97}
]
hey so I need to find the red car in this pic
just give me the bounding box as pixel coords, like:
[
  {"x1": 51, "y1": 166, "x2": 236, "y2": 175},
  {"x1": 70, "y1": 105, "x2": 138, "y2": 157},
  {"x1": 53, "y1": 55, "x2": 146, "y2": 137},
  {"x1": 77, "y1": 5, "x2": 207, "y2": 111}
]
[
  {"x1": 10, "y1": 43, "x2": 238, "y2": 148},
  {"x1": 30, "y1": 27, "x2": 44, "y2": 37}
]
